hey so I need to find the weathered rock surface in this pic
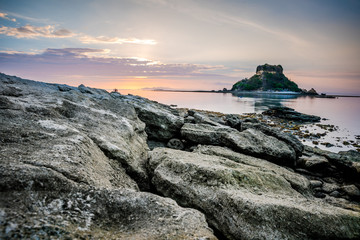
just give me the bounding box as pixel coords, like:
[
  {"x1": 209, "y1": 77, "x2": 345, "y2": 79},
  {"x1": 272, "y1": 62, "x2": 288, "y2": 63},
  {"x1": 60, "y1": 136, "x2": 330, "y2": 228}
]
[
  {"x1": 2, "y1": 73, "x2": 360, "y2": 239},
  {"x1": 0, "y1": 74, "x2": 215, "y2": 239},
  {"x1": 242, "y1": 121, "x2": 304, "y2": 157},
  {"x1": 181, "y1": 123, "x2": 296, "y2": 166},
  {"x1": 112, "y1": 93, "x2": 184, "y2": 141},
  {"x1": 263, "y1": 106, "x2": 321, "y2": 122},
  {"x1": 149, "y1": 147, "x2": 360, "y2": 240},
  {"x1": 0, "y1": 188, "x2": 216, "y2": 239},
  {"x1": 0, "y1": 75, "x2": 150, "y2": 191}
]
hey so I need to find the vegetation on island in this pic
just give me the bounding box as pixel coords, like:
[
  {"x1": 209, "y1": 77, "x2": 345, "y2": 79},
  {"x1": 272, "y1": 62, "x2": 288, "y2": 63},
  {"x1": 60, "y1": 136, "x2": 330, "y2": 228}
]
[{"x1": 231, "y1": 64, "x2": 301, "y2": 92}]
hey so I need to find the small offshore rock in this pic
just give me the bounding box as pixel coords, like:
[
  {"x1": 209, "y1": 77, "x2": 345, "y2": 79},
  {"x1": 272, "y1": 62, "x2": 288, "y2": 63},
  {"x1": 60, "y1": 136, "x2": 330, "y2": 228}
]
[{"x1": 263, "y1": 106, "x2": 321, "y2": 122}]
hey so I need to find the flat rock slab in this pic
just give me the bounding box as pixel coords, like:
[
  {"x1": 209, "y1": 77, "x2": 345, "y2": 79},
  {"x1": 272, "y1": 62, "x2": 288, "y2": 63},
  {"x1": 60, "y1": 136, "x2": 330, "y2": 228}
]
[
  {"x1": 181, "y1": 123, "x2": 296, "y2": 166},
  {"x1": 149, "y1": 147, "x2": 360, "y2": 240}
]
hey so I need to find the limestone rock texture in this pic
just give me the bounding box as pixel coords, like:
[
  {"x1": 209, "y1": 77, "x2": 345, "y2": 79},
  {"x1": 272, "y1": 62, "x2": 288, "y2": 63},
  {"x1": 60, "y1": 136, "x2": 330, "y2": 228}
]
[
  {"x1": 181, "y1": 123, "x2": 297, "y2": 166},
  {"x1": 149, "y1": 147, "x2": 360, "y2": 240},
  {"x1": 0, "y1": 74, "x2": 215, "y2": 239},
  {"x1": 1, "y1": 73, "x2": 360, "y2": 240}
]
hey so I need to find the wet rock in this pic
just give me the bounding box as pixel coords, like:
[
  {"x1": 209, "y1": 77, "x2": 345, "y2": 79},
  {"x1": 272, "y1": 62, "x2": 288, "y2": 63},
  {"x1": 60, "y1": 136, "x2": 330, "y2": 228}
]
[
  {"x1": 263, "y1": 106, "x2": 321, "y2": 122},
  {"x1": 181, "y1": 123, "x2": 296, "y2": 166},
  {"x1": 149, "y1": 148, "x2": 360, "y2": 240}
]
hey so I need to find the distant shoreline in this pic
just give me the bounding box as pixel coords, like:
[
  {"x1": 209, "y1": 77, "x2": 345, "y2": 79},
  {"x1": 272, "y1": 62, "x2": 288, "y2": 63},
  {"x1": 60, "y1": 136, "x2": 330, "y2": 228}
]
[{"x1": 151, "y1": 89, "x2": 360, "y2": 98}]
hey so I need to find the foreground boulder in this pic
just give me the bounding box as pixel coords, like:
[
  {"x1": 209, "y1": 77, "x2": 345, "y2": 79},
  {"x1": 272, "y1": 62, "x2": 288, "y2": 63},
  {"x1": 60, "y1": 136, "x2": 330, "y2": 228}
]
[
  {"x1": 149, "y1": 147, "x2": 360, "y2": 240},
  {"x1": 0, "y1": 188, "x2": 216, "y2": 239},
  {"x1": 0, "y1": 75, "x2": 150, "y2": 190},
  {"x1": 181, "y1": 123, "x2": 296, "y2": 166},
  {"x1": 0, "y1": 74, "x2": 215, "y2": 239}
]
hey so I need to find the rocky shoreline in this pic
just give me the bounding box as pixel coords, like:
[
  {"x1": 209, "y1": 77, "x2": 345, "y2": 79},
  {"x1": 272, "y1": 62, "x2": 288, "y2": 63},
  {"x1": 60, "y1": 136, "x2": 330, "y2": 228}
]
[{"x1": 1, "y1": 73, "x2": 360, "y2": 239}]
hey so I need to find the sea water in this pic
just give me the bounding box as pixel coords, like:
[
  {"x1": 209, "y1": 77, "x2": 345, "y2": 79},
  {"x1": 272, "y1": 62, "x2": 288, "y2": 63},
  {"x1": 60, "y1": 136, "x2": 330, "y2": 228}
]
[{"x1": 120, "y1": 90, "x2": 360, "y2": 153}]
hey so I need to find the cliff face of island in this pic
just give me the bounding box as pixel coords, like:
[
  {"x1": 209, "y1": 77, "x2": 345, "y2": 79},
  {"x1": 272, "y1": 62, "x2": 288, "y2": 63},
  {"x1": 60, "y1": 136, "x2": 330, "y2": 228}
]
[
  {"x1": 232, "y1": 64, "x2": 301, "y2": 92},
  {"x1": 1, "y1": 73, "x2": 360, "y2": 239}
]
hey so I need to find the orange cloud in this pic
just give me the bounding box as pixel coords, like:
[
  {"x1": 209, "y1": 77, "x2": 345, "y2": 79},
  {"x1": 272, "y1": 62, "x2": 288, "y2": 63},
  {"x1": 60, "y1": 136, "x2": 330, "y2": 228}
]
[
  {"x1": 0, "y1": 12, "x2": 16, "y2": 22},
  {"x1": 79, "y1": 35, "x2": 157, "y2": 45}
]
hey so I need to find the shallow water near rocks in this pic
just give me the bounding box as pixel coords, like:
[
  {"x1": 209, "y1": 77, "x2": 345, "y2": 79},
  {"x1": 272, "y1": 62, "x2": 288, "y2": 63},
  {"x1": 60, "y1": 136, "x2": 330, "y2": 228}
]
[{"x1": 120, "y1": 90, "x2": 360, "y2": 153}]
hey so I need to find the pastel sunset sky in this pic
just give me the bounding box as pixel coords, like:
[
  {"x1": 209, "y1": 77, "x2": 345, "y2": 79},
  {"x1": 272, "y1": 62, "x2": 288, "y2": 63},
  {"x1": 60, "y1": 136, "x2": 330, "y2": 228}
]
[{"x1": 0, "y1": 0, "x2": 359, "y2": 94}]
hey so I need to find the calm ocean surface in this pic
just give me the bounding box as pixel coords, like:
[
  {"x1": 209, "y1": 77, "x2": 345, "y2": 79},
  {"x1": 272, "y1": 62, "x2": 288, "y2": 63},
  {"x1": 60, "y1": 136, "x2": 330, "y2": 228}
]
[{"x1": 122, "y1": 90, "x2": 360, "y2": 152}]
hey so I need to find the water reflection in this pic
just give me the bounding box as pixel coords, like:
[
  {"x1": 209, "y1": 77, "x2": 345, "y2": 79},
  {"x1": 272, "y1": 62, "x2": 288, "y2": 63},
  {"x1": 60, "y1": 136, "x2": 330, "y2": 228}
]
[{"x1": 232, "y1": 93, "x2": 301, "y2": 113}]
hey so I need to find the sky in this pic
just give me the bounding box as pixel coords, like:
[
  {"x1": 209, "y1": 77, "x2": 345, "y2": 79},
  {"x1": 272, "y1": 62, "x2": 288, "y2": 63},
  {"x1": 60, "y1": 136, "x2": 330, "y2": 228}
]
[{"x1": 0, "y1": 0, "x2": 359, "y2": 95}]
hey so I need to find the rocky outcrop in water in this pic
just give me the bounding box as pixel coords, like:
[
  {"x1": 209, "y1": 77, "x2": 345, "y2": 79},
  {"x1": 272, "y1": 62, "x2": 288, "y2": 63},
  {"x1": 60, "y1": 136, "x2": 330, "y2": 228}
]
[
  {"x1": 1, "y1": 73, "x2": 359, "y2": 239},
  {"x1": 263, "y1": 106, "x2": 321, "y2": 122}
]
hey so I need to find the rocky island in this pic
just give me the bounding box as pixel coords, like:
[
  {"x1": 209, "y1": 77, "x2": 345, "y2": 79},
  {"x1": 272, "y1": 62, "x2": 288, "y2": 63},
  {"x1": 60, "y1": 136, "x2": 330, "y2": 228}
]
[
  {"x1": 1, "y1": 73, "x2": 360, "y2": 239},
  {"x1": 231, "y1": 64, "x2": 317, "y2": 95}
]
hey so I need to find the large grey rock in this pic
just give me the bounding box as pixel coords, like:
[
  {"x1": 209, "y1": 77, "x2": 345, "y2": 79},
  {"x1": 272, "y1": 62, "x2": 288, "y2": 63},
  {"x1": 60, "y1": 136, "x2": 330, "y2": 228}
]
[
  {"x1": 181, "y1": 123, "x2": 296, "y2": 166},
  {"x1": 149, "y1": 147, "x2": 360, "y2": 240},
  {"x1": 0, "y1": 74, "x2": 216, "y2": 239},
  {"x1": 114, "y1": 94, "x2": 184, "y2": 141},
  {"x1": 242, "y1": 122, "x2": 304, "y2": 157},
  {"x1": 0, "y1": 188, "x2": 216, "y2": 239},
  {"x1": 0, "y1": 76, "x2": 150, "y2": 190}
]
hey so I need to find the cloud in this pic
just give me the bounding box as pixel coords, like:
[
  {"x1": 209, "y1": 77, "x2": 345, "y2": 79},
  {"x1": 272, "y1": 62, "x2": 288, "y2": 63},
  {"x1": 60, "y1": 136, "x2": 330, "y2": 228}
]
[
  {"x1": 0, "y1": 22, "x2": 156, "y2": 45},
  {"x1": 0, "y1": 48, "x2": 225, "y2": 78},
  {"x1": 0, "y1": 25, "x2": 75, "y2": 38},
  {"x1": 0, "y1": 12, "x2": 16, "y2": 22},
  {"x1": 78, "y1": 35, "x2": 157, "y2": 45}
]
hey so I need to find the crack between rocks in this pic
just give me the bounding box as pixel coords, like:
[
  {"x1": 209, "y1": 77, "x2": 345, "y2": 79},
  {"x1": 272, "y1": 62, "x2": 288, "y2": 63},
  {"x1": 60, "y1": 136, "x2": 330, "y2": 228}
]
[{"x1": 23, "y1": 161, "x2": 86, "y2": 185}]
